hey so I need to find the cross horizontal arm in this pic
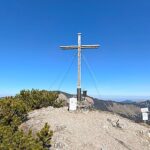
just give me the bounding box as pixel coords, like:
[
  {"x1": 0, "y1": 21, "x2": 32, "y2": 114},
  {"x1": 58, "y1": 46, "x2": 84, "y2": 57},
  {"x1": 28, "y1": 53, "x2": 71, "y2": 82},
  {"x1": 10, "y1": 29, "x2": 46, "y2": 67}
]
[
  {"x1": 81, "y1": 45, "x2": 100, "y2": 49},
  {"x1": 60, "y1": 44, "x2": 100, "y2": 50},
  {"x1": 60, "y1": 45, "x2": 78, "y2": 50}
]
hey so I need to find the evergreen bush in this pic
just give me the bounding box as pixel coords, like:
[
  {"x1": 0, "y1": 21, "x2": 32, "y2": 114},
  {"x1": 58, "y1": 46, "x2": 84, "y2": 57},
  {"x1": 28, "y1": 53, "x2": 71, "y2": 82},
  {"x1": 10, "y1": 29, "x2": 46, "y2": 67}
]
[{"x1": 0, "y1": 89, "x2": 62, "y2": 149}]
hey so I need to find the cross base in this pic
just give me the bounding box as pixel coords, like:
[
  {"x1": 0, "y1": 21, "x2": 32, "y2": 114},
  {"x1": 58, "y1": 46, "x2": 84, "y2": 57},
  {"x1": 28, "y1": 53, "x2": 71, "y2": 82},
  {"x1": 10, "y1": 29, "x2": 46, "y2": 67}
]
[{"x1": 77, "y1": 88, "x2": 81, "y2": 101}]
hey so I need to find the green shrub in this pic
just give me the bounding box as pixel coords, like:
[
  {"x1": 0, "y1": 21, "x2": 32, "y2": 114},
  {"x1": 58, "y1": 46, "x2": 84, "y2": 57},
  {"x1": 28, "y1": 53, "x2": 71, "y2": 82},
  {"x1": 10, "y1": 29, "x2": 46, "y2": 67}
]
[
  {"x1": 16, "y1": 89, "x2": 59, "y2": 110},
  {"x1": 37, "y1": 123, "x2": 53, "y2": 149},
  {"x1": 0, "y1": 98, "x2": 27, "y2": 130},
  {"x1": 0, "y1": 125, "x2": 44, "y2": 150},
  {"x1": 0, "y1": 123, "x2": 53, "y2": 150},
  {"x1": 0, "y1": 89, "x2": 61, "y2": 149}
]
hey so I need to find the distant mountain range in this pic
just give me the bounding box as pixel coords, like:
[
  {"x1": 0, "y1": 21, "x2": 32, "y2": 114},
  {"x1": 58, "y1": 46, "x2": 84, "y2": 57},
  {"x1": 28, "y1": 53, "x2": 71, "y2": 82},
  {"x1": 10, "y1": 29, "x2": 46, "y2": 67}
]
[{"x1": 93, "y1": 98, "x2": 150, "y2": 123}]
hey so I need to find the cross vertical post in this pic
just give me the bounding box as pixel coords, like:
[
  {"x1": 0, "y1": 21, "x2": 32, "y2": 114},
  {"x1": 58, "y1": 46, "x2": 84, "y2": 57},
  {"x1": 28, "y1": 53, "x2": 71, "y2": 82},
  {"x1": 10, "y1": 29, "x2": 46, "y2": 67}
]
[
  {"x1": 60, "y1": 33, "x2": 100, "y2": 101},
  {"x1": 77, "y1": 33, "x2": 81, "y2": 101}
]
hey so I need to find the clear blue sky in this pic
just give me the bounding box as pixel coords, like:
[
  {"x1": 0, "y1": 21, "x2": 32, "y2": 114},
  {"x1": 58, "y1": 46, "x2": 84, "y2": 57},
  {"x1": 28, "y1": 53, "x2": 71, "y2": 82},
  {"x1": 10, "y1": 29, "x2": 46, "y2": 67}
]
[{"x1": 0, "y1": 0, "x2": 150, "y2": 100}]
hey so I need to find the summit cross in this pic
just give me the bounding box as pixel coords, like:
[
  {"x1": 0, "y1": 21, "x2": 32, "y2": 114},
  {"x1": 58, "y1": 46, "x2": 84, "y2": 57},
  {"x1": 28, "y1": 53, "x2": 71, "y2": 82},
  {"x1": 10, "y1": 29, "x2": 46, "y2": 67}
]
[{"x1": 60, "y1": 33, "x2": 100, "y2": 101}]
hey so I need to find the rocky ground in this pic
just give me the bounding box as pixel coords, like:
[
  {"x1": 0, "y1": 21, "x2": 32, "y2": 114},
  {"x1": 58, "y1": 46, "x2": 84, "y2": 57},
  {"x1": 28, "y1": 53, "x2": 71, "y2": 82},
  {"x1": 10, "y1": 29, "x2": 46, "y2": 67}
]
[{"x1": 20, "y1": 107, "x2": 150, "y2": 150}]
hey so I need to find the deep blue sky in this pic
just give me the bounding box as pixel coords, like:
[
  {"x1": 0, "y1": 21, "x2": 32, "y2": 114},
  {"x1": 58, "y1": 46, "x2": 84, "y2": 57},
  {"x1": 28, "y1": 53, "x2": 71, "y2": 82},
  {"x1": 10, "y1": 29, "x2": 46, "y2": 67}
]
[{"x1": 0, "y1": 0, "x2": 150, "y2": 100}]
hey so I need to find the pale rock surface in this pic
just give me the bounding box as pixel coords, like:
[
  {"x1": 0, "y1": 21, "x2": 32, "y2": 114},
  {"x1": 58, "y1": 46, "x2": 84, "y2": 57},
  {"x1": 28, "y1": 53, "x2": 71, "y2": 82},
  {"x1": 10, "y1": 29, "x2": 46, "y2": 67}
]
[
  {"x1": 56, "y1": 93, "x2": 69, "y2": 105},
  {"x1": 20, "y1": 107, "x2": 150, "y2": 150}
]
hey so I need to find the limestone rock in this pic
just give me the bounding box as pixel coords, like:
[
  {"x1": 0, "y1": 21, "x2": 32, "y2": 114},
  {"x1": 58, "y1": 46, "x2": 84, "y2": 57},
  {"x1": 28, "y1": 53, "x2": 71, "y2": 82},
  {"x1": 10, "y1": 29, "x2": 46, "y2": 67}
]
[{"x1": 56, "y1": 93, "x2": 69, "y2": 105}]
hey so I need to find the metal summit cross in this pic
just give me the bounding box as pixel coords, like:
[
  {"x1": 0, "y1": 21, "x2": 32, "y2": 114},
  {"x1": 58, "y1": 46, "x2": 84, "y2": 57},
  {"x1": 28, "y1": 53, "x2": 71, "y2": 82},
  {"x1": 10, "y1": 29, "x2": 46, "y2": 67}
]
[{"x1": 60, "y1": 33, "x2": 100, "y2": 101}]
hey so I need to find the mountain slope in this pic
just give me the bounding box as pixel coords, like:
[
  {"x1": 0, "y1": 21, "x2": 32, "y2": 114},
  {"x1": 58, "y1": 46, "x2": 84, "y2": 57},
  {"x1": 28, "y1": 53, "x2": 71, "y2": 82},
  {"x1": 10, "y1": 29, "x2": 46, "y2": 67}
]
[{"x1": 93, "y1": 98, "x2": 142, "y2": 122}]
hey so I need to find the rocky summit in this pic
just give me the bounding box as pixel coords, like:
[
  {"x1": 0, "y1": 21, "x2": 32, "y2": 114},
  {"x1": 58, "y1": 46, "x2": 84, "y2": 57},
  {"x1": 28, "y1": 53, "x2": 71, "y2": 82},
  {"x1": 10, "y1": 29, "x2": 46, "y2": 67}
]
[{"x1": 20, "y1": 106, "x2": 150, "y2": 150}]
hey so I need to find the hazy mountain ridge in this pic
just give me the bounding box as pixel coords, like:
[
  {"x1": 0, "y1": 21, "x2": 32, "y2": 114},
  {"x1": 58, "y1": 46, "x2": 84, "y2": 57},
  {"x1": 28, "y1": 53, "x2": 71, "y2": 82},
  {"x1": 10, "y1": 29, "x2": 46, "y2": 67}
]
[
  {"x1": 93, "y1": 98, "x2": 150, "y2": 123},
  {"x1": 93, "y1": 98, "x2": 142, "y2": 122}
]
